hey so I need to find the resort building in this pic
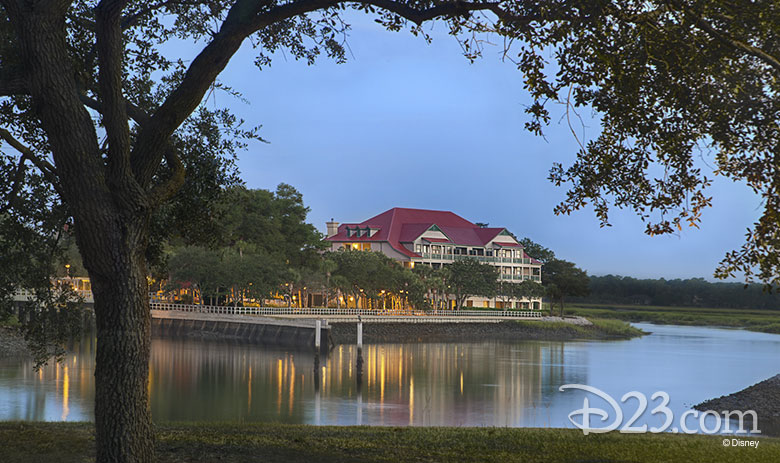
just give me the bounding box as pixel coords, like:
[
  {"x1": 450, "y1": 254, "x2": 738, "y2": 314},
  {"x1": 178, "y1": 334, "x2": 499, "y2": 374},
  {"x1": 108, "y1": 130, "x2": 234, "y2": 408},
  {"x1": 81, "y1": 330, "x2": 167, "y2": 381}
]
[{"x1": 325, "y1": 207, "x2": 543, "y2": 309}]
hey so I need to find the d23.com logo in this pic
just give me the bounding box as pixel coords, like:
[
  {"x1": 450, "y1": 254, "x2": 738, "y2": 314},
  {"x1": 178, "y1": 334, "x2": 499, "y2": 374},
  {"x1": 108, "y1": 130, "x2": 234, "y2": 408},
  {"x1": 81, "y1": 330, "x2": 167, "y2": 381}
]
[{"x1": 559, "y1": 384, "x2": 760, "y2": 435}]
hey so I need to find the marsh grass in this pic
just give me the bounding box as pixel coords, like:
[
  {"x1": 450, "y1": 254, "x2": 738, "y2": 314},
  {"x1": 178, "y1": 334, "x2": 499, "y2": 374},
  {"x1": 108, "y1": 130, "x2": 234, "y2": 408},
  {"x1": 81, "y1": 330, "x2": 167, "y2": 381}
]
[
  {"x1": 568, "y1": 303, "x2": 780, "y2": 334},
  {"x1": 513, "y1": 318, "x2": 645, "y2": 339},
  {"x1": 1, "y1": 422, "x2": 777, "y2": 463}
]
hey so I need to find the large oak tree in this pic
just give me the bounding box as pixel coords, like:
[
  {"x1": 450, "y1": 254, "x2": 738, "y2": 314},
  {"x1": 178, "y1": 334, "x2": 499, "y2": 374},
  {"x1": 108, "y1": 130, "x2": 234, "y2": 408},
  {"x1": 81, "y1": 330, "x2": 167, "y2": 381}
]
[{"x1": 1, "y1": 1, "x2": 778, "y2": 461}]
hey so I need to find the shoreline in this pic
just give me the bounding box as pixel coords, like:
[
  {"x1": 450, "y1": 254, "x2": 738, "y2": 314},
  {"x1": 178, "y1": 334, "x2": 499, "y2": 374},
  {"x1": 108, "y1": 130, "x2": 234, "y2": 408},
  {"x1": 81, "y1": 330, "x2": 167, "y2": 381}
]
[
  {"x1": 2, "y1": 317, "x2": 643, "y2": 357},
  {"x1": 567, "y1": 303, "x2": 780, "y2": 335}
]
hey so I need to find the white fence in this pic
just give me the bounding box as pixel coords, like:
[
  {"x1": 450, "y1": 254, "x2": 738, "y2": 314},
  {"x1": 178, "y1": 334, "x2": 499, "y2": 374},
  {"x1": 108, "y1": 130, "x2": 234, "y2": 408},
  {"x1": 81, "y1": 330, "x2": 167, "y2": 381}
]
[
  {"x1": 149, "y1": 302, "x2": 543, "y2": 319},
  {"x1": 13, "y1": 288, "x2": 94, "y2": 303}
]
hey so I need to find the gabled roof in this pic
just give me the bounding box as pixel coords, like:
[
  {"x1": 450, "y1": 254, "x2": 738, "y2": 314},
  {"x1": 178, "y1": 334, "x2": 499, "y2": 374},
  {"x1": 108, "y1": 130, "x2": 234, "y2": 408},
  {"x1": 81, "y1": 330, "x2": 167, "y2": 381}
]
[
  {"x1": 398, "y1": 223, "x2": 434, "y2": 242},
  {"x1": 326, "y1": 208, "x2": 528, "y2": 259}
]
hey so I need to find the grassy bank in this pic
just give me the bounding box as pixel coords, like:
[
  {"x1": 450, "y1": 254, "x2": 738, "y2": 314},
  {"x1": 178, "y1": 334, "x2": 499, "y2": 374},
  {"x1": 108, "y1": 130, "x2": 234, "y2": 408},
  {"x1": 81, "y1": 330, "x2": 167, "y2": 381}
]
[
  {"x1": 330, "y1": 318, "x2": 644, "y2": 344},
  {"x1": 566, "y1": 303, "x2": 780, "y2": 334},
  {"x1": 513, "y1": 318, "x2": 646, "y2": 339},
  {"x1": 1, "y1": 422, "x2": 776, "y2": 462}
]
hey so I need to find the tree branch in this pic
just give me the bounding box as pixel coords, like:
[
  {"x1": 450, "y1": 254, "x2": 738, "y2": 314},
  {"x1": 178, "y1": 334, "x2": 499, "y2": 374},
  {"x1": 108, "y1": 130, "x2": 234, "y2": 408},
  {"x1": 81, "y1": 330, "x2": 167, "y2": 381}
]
[
  {"x1": 130, "y1": 0, "x2": 280, "y2": 187},
  {"x1": 0, "y1": 154, "x2": 28, "y2": 215},
  {"x1": 121, "y1": 0, "x2": 200, "y2": 30},
  {"x1": 78, "y1": 93, "x2": 185, "y2": 206},
  {"x1": 96, "y1": 0, "x2": 149, "y2": 211},
  {"x1": 130, "y1": 0, "x2": 532, "y2": 190},
  {"x1": 669, "y1": 1, "x2": 780, "y2": 74},
  {"x1": 0, "y1": 127, "x2": 63, "y2": 198},
  {"x1": 355, "y1": 0, "x2": 504, "y2": 26},
  {"x1": 147, "y1": 145, "x2": 186, "y2": 206},
  {"x1": 79, "y1": 93, "x2": 151, "y2": 125}
]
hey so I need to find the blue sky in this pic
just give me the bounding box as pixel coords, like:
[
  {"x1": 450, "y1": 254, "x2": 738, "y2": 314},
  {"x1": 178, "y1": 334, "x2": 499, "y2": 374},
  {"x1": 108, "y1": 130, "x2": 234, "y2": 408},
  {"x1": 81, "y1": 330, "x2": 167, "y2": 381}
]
[{"x1": 197, "y1": 13, "x2": 761, "y2": 280}]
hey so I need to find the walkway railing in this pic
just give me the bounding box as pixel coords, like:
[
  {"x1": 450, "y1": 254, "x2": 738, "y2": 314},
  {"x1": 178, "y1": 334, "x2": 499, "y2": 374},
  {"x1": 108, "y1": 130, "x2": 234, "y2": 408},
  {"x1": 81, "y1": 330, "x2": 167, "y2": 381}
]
[
  {"x1": 149, "y1": 302, "x2": 543, "y2": 318},
  {"x1": 13, "y1": 288, "x2": 94, "y2": 303}
]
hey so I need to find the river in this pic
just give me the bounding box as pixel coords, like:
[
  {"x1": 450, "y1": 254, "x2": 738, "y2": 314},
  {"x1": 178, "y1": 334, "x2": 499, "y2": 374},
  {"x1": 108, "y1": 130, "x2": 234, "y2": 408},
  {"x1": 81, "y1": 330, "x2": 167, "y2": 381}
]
[{"x1": 1, "y1": 324, "x2": 778, "y2": 433}]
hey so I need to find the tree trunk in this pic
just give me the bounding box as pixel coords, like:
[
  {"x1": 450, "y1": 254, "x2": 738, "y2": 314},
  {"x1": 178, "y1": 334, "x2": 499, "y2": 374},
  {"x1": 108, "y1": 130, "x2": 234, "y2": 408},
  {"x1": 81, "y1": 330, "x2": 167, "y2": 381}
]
[{"x1": 79, "y1": 218, "x2": 154, "y2": 463}]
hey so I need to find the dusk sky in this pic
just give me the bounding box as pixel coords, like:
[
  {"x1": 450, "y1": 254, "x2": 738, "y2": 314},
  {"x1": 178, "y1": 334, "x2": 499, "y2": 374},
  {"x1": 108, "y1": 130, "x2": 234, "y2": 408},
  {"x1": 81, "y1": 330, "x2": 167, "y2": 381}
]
[{"x1": 193, "y1": 12, "x2": 762, "y2": 281}]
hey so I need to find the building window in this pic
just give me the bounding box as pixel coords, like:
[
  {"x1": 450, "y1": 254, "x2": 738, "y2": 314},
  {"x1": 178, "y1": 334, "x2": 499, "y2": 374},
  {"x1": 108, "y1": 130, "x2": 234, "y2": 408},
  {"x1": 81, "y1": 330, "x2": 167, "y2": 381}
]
[{"x1": 344, "y1": 243, "x2": 371, "y2": 251}]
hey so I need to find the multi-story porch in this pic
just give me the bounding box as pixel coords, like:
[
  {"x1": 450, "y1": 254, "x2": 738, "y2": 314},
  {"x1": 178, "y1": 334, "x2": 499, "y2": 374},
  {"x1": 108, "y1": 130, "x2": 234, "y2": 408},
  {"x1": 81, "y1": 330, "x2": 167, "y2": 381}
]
[{"x1": 325, "y1": 207, "x2": 544, "y2": 309}]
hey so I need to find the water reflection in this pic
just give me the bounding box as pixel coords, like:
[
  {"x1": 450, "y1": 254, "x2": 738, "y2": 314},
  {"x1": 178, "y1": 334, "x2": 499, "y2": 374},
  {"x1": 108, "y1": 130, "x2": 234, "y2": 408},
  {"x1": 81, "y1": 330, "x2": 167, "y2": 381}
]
[
  {"x1": 0, "y1": 335, "x2": 95, "y2": 421},
  {"x1": 146, "y1": 339, "x2": 583, "y2": 426},
  {"x1": 2, "y1": 324, "x2": 780, "y2": 432}
]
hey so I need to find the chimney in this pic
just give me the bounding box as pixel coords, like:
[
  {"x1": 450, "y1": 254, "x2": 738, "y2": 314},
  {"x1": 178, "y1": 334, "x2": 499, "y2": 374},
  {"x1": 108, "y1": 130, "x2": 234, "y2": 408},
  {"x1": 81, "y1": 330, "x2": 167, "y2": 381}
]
[{"x1": 326, "y1": 219, "x2": 339, "y2": 238}]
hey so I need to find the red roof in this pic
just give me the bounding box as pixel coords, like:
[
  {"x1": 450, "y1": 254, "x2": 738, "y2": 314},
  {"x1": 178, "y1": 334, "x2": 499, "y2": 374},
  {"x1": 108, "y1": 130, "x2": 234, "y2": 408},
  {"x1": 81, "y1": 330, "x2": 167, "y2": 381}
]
[
  {"x1": 399, "y1": 223, "x2": 433, "y2": 242},
  {"x1": 326, "y1": 207, "x2": 531, "y2": 259},
  {"x1": 493, "y1": 242, "x2": 521, "y2": 247}
]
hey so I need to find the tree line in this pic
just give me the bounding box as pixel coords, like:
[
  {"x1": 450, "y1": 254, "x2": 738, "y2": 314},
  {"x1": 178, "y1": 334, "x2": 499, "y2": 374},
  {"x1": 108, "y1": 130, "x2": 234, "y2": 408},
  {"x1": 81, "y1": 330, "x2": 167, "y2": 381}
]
[
  {"x1": 44, "y1": 184, "x2": 589, "y2": 314},
  {"x1": 577, "y1": 275, "x2": 780, "y2": 311}
]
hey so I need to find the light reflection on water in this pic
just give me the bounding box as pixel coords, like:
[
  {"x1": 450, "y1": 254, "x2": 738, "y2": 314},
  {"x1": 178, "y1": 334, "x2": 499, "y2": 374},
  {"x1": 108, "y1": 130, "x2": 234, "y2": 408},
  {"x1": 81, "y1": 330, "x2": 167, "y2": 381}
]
[
  {"x1": 146, "y1": 339, "x2": 584, "y2": 427},
  {"x1": 1, "y1": 324, "x2": 779, "y2": 432}
]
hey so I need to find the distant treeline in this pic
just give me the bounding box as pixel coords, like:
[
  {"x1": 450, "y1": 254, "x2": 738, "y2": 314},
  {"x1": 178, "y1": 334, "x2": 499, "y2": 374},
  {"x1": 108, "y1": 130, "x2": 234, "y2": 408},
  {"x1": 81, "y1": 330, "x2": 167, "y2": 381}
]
[{"x1": 572, "y1": 275, "x2": 780, "y2": 310}]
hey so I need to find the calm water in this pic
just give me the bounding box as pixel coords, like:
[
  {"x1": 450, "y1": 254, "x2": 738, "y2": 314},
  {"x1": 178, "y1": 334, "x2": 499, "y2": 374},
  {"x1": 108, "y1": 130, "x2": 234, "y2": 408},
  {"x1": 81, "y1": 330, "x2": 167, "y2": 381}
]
[{"x1": 1, "y1": 324, "x2": 779, "y2": 432}]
